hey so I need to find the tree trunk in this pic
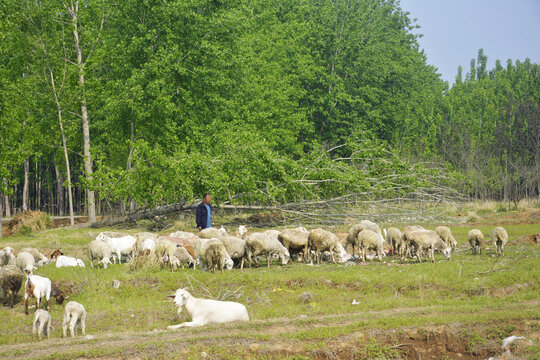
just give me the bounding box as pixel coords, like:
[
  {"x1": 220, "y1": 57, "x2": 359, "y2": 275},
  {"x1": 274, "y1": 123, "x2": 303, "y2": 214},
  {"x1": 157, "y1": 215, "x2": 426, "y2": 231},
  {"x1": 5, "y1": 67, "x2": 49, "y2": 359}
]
[
  {"x1": 0, "y1": 190, "x2": 3, "y2": 239},
  {"x1": 54, "y1": 156, "x2": 65, "y2": 217},
  {"x1": 68, "y1": 0, "x2": 96, "y2": 222},
  {"x1": 127, "y1": 120, "x2": 136, "y2": 212},
  {"x1": 3, "y1": 179, "x2": 10, "y2": 218},
  {"x1": 22, "y1": 158, "x2": 30, "y2": 211}
]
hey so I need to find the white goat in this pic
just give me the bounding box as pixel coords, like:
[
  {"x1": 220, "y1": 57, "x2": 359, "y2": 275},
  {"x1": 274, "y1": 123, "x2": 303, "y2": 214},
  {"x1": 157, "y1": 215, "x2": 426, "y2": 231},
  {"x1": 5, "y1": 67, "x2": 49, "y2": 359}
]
[
  {"x1": 56, "y1": 255, "x2": 85, "y2": 268},
  {"x1": 97, "y1": 233, "x2": 136, "y2": 264},
  {"x1": 25, "y1": 275, "x2": 52, "y2": 315},
  {"x1": 33, "y1": 309, "x2": 52, "y2": 340},
  {"x1": 62, "y1": 301, "x2": 86, "y2": 337}
]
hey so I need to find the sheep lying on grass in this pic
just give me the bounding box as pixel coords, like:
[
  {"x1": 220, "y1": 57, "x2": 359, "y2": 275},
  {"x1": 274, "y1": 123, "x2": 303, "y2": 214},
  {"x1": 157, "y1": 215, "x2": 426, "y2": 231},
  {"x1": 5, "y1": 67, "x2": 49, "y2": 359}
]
[
  {"x1": 0, "y1": 265, "x2": 24, "y2": 307},
  {"x1": 62, "y1": 301, "x2": 86, "y2": 337},
  {"x1": 55, "y1": 255, "x2": 85, "y2": 268},
  {"x1": 245, "y1": 232, "x2": 290, "y2": 268},
  {"x1": 491, "y1": 227, "x2": 508, "y2": 256},
  {"x1": 468, "y1": 229, "x2": 484, "y2": 255},
  {"x1": 25, "y1": 275, "x2": 52, "y2": 315},
  {"x1": 20, "y1": 248, "x2": 49, "y2": 266},
  {"x1": 33, "y1": 309, "x2": 52, "y2": 340},
  {"x1": 167, "y1": 288, "x2": 248, "y2": 329}
]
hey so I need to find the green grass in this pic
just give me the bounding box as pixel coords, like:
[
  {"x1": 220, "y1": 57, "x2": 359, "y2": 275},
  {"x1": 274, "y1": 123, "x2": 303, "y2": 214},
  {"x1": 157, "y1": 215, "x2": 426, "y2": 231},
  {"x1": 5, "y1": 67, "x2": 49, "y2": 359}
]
[{"x1": 0, "y1": 216, "x2": 539, "y2": 359}]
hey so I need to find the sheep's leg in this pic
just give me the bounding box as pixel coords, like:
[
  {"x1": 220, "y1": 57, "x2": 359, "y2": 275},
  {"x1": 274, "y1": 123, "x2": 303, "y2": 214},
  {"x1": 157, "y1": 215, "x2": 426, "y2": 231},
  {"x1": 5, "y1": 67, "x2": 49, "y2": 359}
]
[
  {"x1": 32, "y1": 318, "x2": 38, "y2": 336},
  {"x1": 267, "y1": 254, "x2": 271, "y2": 267},
  {"x1": 247, "y1": 251, "x2": 253, "y2": 269},
  {"x1": 62, "y1": 314, "x2": 69, "y2": 337},
  {"x1": 70, "y1": 316, "x2": 78, "y2": 337},
  {"x1": 81, "y1": 313, "x2": 86, "y2": 335},
  {"x1": 430, "y1": 248, "x2": 435, "y2": 263},
  {"x1": 36, "y1": 297, "x2": 40, "y2": 311},
  {"x1": 46, "y1": 320, "x2": 51, "y2": 339},
  {"x1": 38, "y1": 321, "x2": 45, "y2": 340},
  {"x1": 240, "y1": 257, "x2": 244, "y2": 269}
]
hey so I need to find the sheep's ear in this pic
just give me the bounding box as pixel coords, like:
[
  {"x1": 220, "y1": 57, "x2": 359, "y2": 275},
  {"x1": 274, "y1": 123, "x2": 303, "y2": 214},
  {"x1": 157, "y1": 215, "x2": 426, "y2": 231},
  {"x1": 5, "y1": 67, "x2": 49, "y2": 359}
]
[{"x1": 167, "y1": 295, "x2": 175, "y2": 299}]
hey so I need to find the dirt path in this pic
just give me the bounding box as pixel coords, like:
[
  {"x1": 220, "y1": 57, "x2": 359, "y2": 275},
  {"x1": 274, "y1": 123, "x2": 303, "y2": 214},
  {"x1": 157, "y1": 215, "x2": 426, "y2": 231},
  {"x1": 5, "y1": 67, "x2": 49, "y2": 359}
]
[{"x1": 2, "y1": 300, "x2": 538, "y2": 359}]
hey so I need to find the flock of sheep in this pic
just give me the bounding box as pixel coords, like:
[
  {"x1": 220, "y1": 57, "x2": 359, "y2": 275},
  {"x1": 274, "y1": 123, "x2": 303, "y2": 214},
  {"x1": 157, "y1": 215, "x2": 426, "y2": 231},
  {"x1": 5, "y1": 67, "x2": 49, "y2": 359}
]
[{"x1": 0, "y1": 220, "x2": 510, "y2": 339}]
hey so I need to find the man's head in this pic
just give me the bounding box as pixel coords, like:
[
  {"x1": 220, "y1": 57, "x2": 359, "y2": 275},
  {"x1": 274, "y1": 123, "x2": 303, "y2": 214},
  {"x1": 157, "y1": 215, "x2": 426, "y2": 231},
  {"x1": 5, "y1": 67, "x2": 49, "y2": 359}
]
[{"x1": 203, "y1": 192, "x2": 211, "y2": 204}]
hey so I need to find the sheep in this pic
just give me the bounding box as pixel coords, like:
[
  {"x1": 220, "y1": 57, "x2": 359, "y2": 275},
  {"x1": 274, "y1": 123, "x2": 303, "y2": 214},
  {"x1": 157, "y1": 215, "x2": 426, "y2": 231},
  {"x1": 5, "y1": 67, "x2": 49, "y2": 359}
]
[
  {"x1": 306, "y1": 228, "x2": 351, "y2": 264},
  {"x1": 384, "y1": 227, "x2": 403, "y2": 256},
  {"x1": 436, "y1": 226, "x2": 457, "y2": 251},
  {"x1": 24, "y1": 275, "x2": 52, "y2": 315},
  {"x1": 171, "y1": 246, "x2": 195, "y2": 269},
  {"x1": 20, "y1": 248, "x2": 49, "y2": 265},
  {"x1": 199, "y1": 227, "x2": 228, "y2": 239},
  {"x1": 16, "y1": 252, "x2": 37, "y2": 275},
  {"x1": 407, "y1": 230, "x2": 451, "y2": 262},
  {"x1": 167, "y1": 288, "x2": 248, "y2": 329},
  {"x1": 169, "y1": 231, "x2": 197, "y2": 240},
  {"x1": 346, "y1": 220, "x2": 384, "y2": 257},
  {"x1": 0, "y1": 246, "x2": 14, "y2": 266},
  {"x1": 96, "y1": 233, "x2": 137, "y2": 264},
  {"x1": 491, "y1": 227, "x2": 509, "y2": 256},
  {"x1": 217, "y1": 236, "x2": 246, "y2": 268},
  {"x1": 236, "y1": 225, "x2": 248, "y2": 240},
  {"x1": 245, "y1": 232, "x2": 290, "y2": 268},
  {"x1": 133, "y1": 232, "x2": 158, "y2": 256},
  {"x1": 140, "y1": 238, "x2": 156, "y2": 257},
  {"x1": 32, "y1": 309, "x2": 52, "y2": 340},
  {"x1": 357, "y1": 229, "x2": 384, "y2": 262},
  {"x1": 278, "y1": 227, "x2": 309, "y2": 262},
  {"x1": 199, "y1": 239, "x2": 234, "y2": 272},
  {"x1": 401, "y1": 225, "x2": 425, "y2": 259},
  {"x1": 62, "y1": 301, "x2": 86, "y2": 337},
  {"x1": 154, "y1": 237, "x2": 177, "y2": 260},
  {"x1": 87, "y1": 240, "x2": 113, "y2": 269},
  {"x1": 0, "y1": 265, "x2": 24, "y2": 307},
  {"x1": 467, "y1": 229, "x2": 484, "y2": 255},
  {"x1": 56, "y1": 255, "x2": 85, "y2": 268}
]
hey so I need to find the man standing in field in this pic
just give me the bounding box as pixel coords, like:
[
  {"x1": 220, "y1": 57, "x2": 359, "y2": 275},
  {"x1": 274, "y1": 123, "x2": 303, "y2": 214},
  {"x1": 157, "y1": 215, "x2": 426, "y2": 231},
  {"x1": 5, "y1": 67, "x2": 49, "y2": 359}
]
[{"x1": 196, "y1": 193, "x2": 212, "y2": 231}]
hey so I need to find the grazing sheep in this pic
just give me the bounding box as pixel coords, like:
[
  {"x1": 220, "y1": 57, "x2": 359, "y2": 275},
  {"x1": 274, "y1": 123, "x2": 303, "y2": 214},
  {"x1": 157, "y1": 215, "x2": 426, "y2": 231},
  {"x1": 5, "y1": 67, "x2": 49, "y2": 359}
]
[
  {"x1": 236, "y1": 225, "x2": 248, "y2": 240},
  {"x1": 133, "y1": 232, "x2": 158, "y2": 256},
  {"x1": 278, "y1": 227, "x2": 309, "y2": 262},
  {"x1": 217, "y1": 236, "x2": 246, "y2": 268},
  {"x1": 245, "y1": 232, "x2": 290, "y2": 268},
  {"x1": 384, "y1": 227, "x2": 403, "y2": 255},
  {"x1": 357, "y1": 229, "x2": 384, "y2": 262},
  {"x1": 467, "y1": 229, "x2": 484, "y2": 255},
  {"x1": 436, "y1": 226, "x2": 457, "y2": 251},
  {"x1": 491, "y1": 227, "x2": 509, "y2": 256},
  {"x1": 96, "y1": 233, "x2": 137, "y2": 263},
  {"x1": 87, "y1": 240, "x2": 113, "y2": 269},
  {"x1": 306, "y1": 228, "x2": 350, "y2": 264},
  {"x1": 55, "y1": 255, "x2": 85, "y2": 268},
  {"x1": 0, "y1": 246, "x2": 14, "y2": 266},
  {"x1": 171, "y1": 246, "x2": 195, "y2": 269},
  {"x1": 407, "y1": 230, "x2": 451, "y2": 262},
  {"x1": 16, "y1": 252, "x2": 37, "y2": 275},
  {"x1": 167, "y1": 288, "x2": 248, "y2": 329},
  {"x1": 32, "y1": 309, "x2": 52, "y2": 340},
  {"x1": 0, "y1": 265, "x2": 24, "y2": 307},
  {"x1": 155, "y1": 237, "x2": 177, "y2": 259},
  {"x1": 199, "y1": 227, "x2": 227, "y2": 239},
  {"x1": 62, "y1": 301, "x2": 86, "y2": 337},
  {"x1": 401, "y1": 225, "x2": 425, "y2": 259},
  {"x1": 346, "y1": 220, "x2": 384, "y2": 257},
  {"x1": 25, "y1": 275, "x2": 52, "y2": 315},
  {"x1": 169, "y1": 231, "x2": 198, "y2": 240},
  {"x1": 199, "y1": 239, "x2": 234, "y2": 272},
  {"x1": 20, "y1": 248, "x2": 49, "y2": 265},
  {"x1": 140, "y1": 238, "x2": 156, "y2": 257}
]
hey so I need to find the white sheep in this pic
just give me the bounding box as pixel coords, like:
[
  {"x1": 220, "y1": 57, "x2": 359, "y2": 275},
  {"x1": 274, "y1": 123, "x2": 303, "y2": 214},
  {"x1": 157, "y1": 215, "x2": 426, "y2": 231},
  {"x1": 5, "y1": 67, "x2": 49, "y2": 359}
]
[
  {"x1": 306, "y1": 228, "x2": 350, "y2": 264},
  {"x1": 401, "y1": 225, "x2": 425, "y2": 259},
  {"x1": 217, "y1": 236, "x2": 247, "y2": 268},
  {"x1": 346, "y1": 220, "x2": 384, "y2": 257},
  {"x1": 0, "y1": 264, "x2": 24, "y2": 308},
  {"x1": 199, "y1": 239, "x2": 234, "y2": 272},
  {"x1": 199, "y1": 227, "x2": 228, "y2": 239},
  {"x1": 0, "y1": 246, "x2": 14, "y2": 266},
  {"x1": 141, "y1": 238, "x2": 156, "y2": 256},
  {"x1": 245, "y1": 232, "x2": 290, "y2": 268},
  {"x1": 20, "y1": 248, "x2": 49, "y2": 265},
  {"x1": 167, "y1": 288, "x2": 248, "y2": 329},
  {"x1": 384, "y1": 227, "x2": 403, "y2": 256},
  {"x1": 16, "y1": 252, "x2": 37, "y2": 275},
  {"x1": 491, "y1": 227, "x2": 508, "y2": 256},
  {"x1": 357, "y1": 229, "x2": 384, "y2": 262},
  {"x1": 171, "y1": 246, "x2": 195, "y2": 269},
  {"x1": 56, "y1": 255, "x2": 85, "y2": 268},
  {"x1": 62, "y1": 301, "x2": 86, "y2": 337},
  {"x1": 236, "y1": 225, "x2": 248, "y2": 240},
  {"x1": 435, "y1": 226, "x2": 457, "y2": 251},
  {"x1": 133, "y1": 232, "x2": 158, "y2": 256},
  {"x1": 169, "y1": 231, "x2": 198, "y2": 239},
  {"x1": 88, "y1": 240, "x2": 113, "y2": 269},
  {"x1": 24, "y1": 275, "x2": 52, "y2": 315},
  {"x1": 96, "y1": 233, "x2": 137, "y2": 263},
  {"x1": 467, "y1": 229, "x2": 484, "y2": 255},
  {"x1": 33, "y1": 309, "x2": 52, "y2": 340},
  {"x1": 407, "y1": 230, "x2": 451, "y2": 262},
  {"x1": 278, "y1": 227, "x2": 309, "y2": 262}
]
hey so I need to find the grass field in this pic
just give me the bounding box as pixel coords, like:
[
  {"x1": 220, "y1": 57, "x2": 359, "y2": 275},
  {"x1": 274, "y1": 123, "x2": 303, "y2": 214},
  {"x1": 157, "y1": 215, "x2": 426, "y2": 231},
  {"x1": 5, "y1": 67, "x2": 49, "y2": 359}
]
[{"x1": 0, "y1": 206, "x2": 539, "y2": 359}]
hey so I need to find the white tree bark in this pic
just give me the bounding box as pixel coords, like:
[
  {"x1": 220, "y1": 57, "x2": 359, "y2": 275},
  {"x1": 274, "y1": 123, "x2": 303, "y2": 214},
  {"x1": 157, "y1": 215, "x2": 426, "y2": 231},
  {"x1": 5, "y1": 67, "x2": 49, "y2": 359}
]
[{"x1": 22, "y1": 158, "x2": 29, "y2": 212}]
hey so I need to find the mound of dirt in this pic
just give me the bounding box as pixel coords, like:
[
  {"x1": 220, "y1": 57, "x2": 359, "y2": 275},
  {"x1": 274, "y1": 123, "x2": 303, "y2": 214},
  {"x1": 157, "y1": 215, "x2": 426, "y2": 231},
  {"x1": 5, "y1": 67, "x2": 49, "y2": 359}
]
[
  {"x1": 7, "y1": 210, "x2": 51, "y2": 236},
  {"x1": 512, "y1": 234, "x2": 539, "y2": 245},
  {"x1": 248, "y1": 211, "x2": 283, "y2": 224}
]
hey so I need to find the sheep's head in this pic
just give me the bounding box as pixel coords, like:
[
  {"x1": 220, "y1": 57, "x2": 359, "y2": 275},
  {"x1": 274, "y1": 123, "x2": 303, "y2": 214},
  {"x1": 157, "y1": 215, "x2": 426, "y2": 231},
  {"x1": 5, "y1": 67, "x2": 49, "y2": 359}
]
[
  {"x1": 279, "y1": 247, "x2": 290, "y2": 265},
  {"x1": 236, "y1": 225, "x2": 248, "y2": 240},
  {"x1": 24, "y1": 265, "x2": 37, "y2": 276},
  {"x1": 335, "y1": 244, "x2": 352, "y2": 263},
  {"x1": 442, "y1": 245, "x2": 452, "y2": 259},
  {"x1": 96, "y1": 233, "x2": 108, "y2": 242},
  {"x1": 168, "y1": 288, "x2": 191, "y2": 309},
  {"x1": 99, "y1": 257, "x2": 112, "y2": 269},
  {"x1": 2, "y1": 247, "x2": 13, "y2": 255},
  {"x1": 225, "y1": 258, "x2": 234, "y2": 270}
]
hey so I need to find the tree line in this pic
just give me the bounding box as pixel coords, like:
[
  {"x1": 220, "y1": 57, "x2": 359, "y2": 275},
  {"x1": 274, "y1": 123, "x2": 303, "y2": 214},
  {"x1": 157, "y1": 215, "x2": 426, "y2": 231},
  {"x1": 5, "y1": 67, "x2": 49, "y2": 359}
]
[{"x1": 0, "y1": 0, "x2": 538, "y2": 225}]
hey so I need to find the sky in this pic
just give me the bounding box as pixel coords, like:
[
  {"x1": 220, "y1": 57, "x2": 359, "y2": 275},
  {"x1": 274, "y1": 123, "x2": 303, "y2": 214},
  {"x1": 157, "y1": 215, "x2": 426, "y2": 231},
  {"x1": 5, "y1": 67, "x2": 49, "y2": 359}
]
[{"x1": 399, "y1": 0, "x2": 540, "y2": 85}]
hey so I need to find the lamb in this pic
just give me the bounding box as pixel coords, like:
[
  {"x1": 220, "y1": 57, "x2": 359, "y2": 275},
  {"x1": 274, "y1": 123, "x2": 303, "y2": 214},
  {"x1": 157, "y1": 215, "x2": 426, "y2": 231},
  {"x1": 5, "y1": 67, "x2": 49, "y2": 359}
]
[
  {"x1": 407, "y1": 230, "x2": 451, "y2": 262},
  {"x1": 435, "y1": 226, "x2": 457, "y2": 251},
  {"x1": 199, "y1": 239, "x2": 234, "y2": 272},
  {"x1": 384, "y1": 227, "x2": 403, "y2": 255},
  {"x1": 96, "y1": 233, "x2": 137, "y2": 263},
  {"x1": 0, "y1": 265, "x2": 24, "y2": 307},
  {"x1": 56, "y1": 255, "x2": 85, "y2": 268},
  {"x1": 467, "y1": 229, "x2": 484, "y2": 255},
  {"x1": 20, "y1": 248, "x2": 49, "y2": 265},
  {"x1": 16, "y1": 252, "x2": 37, "y2": 275},
  {"x1": 346, "y1": 220, "x2": 384, "y2": 257},
  {"x1": 167, "y1": 288, "x2": 248, "y2": 329},
  {"x1": 278, "y1": 227, "x2": 309, "y2": 262},
  {"x1": 245, "y1": 232, "x2": 290, "y2": 268},
  {"x1": 62, "y1": 301, "x2": 86, "y2": 337},
  {"x1": 25, "y1": 275, "x2": 52, "y2": 315},
  {"x1": 199, "y1": 227, "x2": 228, "y2": 239},
  {"x1": 357, "y1": 229, "x2": 384, "y2": 262},
  {"x1": 217, "y1": 236, "x2": 246, "y2": 268},
  {"x1": 236, "y1": 225, "x2": 248, "y2": 240},
  {"x1": 0, "y1": 246, "x2": 14, "y2": 266},
  {"x1": 491, "y1": 227, "x2": 508, "y2": 256},
  {"x1": 32, "y1": 309, "x2": 52, "y2": 340},
  {"x1": 87, "y1": 240, "x2": 113, "y2": 269},
  {"x1": 306, "y1": 228, "x2": 351, "y2": 264}
]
